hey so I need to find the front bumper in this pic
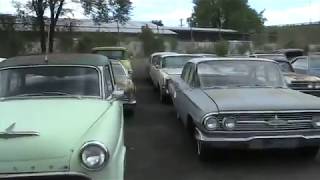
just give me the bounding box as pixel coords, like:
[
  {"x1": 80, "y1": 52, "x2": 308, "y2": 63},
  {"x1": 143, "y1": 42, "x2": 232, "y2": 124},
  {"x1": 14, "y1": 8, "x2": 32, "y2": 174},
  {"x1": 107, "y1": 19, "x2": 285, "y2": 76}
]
[
  {"x1": 0, "y1": 172, "x2": 91, "y2": 180},
  {"x1": 300, "y1": 90, "x2": 320, "y2": 97},
  {"x1": 196, "y1": 128, "x2": 320, "y2": 149}
]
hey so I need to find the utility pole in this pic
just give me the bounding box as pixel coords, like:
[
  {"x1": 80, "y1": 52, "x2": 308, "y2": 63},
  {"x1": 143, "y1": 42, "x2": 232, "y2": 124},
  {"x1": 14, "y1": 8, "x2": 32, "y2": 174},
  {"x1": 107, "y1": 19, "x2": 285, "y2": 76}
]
[{"x1": 180, "y1": 19, "x2": 183, "y2": 27}]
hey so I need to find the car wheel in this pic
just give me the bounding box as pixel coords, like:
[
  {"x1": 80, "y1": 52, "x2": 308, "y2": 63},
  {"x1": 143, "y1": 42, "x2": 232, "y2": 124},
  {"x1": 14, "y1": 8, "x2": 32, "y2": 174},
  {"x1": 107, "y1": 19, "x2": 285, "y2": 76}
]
[
  {"x1": 159, "y1": 88, "x2": 167, "y2": 104},
  {"x1": 298, "y1": 146, "x2": 319, "y2": 159}
]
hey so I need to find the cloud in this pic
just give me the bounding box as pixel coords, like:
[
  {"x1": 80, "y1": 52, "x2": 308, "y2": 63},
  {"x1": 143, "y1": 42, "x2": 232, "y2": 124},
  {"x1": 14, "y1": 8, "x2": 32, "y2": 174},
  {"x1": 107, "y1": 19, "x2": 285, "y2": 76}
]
[{"x1": 264, "y1": 1, "x2": 320, "y2": 25}]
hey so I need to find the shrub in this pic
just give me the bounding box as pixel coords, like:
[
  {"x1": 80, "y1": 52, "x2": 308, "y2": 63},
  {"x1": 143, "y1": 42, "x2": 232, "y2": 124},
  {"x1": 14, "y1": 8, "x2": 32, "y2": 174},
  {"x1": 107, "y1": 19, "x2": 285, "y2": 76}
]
[
  {"x1": 215, "y1": 40, "x2": 229, "y2": 57},
  {"x1": 139, "y1": 25, "x2": 165, "y2": 56}
]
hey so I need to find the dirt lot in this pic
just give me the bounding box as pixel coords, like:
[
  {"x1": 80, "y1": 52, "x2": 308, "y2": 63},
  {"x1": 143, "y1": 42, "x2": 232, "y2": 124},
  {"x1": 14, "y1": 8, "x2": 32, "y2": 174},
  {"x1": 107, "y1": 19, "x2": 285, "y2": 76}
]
[{"x1": 124, "y1": 59, "x2": 320, "y2": 180}]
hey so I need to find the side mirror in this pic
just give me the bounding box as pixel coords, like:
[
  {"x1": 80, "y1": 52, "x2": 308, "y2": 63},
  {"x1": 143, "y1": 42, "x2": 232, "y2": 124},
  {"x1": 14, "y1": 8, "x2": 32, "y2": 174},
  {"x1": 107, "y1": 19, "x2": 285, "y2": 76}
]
[
  {"x1": 155, "y1": 65, "x2": 160, "y2": 69},
  {"x1": 112, "y1": 88, "x2": 125, "y2": 100}
]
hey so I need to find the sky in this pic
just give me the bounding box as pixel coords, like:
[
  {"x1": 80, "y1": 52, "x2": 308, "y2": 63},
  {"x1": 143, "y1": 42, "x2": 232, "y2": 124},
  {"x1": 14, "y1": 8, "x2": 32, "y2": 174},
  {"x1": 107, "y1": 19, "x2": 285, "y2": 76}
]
[{"x1": 0, "y1": 0, "x2": 320, "y2": 27}]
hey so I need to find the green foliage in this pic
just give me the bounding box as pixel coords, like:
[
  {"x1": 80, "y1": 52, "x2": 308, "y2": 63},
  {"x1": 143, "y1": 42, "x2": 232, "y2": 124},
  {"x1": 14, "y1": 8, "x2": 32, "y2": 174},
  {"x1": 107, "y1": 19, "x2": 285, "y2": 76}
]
[
  {"x1": 284, "y1": 40, "x2": 297, "y2": 48},
  {"x1": 58, "y1": 33, "x2": 74, "y2": 52},
  {"x1": 238, "y1": 43, "x2": 251, "y2": 55},
  {"x1": 139, "y1": 26, "x2": 165, "y2": 56},
  {"x1": 215, "y1": 40, "x2": 229, "y2": 57},
  {"x1": 0, "y1": 15, "x2": 26, "y2": 57},
  {"x1": 190, "y1": 0, "x2": 265, "y2": 33},
  {"x1": 76, "y1": 33, "x2": 118, "y2": 53},
  {"x1": 167, "y1": 37, "x2": 178, "y2": 51},
  {"x1": 81, "y1": 0, "x2": 132, "y2": 24}
]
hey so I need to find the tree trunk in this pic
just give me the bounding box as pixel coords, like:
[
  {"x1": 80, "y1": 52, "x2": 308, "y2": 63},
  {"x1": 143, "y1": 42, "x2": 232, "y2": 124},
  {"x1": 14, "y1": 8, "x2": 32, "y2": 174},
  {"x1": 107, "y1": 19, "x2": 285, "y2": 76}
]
[
  {"x1": 39, "y1": 17, "x2": 46, "y2": 53},
  {"x1": 49, "y1": 23, "x2": 55, "y2": 53}
]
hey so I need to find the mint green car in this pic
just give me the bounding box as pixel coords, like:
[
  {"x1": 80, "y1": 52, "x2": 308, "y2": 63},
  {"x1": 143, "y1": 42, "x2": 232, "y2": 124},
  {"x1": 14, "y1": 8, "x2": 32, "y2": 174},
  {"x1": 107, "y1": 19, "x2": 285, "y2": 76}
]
[{"x1": 0, "y1": 54, "x2": 126, "y2": 180}]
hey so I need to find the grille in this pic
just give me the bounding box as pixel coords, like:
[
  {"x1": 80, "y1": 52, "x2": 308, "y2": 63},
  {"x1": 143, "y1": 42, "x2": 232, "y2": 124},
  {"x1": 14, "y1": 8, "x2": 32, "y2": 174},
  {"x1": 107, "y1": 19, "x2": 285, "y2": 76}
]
[
  {"x1": 218, "y1": 112, "x2": 315, "y2": 131},
  {"x1": 0, "y1": 174, "x2": 91, "y2": 180},
  {"x1": 289, "y1": 81, "x2": 318, "y2": 91}
]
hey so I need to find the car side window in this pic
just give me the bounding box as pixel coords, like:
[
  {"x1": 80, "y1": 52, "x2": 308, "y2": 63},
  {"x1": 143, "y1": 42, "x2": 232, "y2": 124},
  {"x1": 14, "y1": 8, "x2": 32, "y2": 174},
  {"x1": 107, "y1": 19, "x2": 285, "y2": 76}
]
[
  {"x1": 187, "y1": 65, "x2": 195, "y2": 85},
  {"x1": 104, "y1": 66, "x2": 114, "y2": 97},
  {"x1": 292, "y1": 58, "x2": 308, "y2": 70},
  {"x1": 182, "y1": 63, "x2": 192, "y2": 82}
]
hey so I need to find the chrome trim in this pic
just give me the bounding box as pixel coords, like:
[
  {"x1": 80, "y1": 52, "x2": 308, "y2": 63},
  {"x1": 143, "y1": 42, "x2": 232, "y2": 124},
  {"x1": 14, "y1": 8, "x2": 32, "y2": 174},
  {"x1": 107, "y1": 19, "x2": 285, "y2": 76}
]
[
  {"x1": 195, "y1": 128, "x2": 320, "y2": 142},
  {"x1": 0, "y1": 172, "x2": 90, "y2": 179},
  {"x1": 79, "y1": 140, "x2": 110, "y2": 171},
  {"x1": 238, "y1": 120, "x2": 313, "y2": 124},
  {"x1": 0, "y1": 65, "x2": 103, "y2": 99},
  {"x1": 205, "y1": 110, "x2": 320, "y2": 116}
]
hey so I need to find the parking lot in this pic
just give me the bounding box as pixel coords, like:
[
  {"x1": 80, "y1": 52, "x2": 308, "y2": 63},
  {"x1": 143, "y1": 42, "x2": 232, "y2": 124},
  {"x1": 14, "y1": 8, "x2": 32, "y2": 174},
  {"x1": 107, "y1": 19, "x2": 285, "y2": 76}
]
[{"x1": 124, "y1": 59, "x2": 320, "y2": 180}]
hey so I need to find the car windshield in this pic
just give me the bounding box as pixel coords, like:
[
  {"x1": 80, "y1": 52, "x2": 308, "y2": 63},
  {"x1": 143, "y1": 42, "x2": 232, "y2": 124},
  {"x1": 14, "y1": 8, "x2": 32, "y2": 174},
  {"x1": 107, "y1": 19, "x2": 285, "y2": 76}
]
[
  {"x1": 309, "y1": 55, "x2": 320, "y2": 69},
  {"x1": 0, "y1": 66, "x2": 101, "y2": 98},
  {"x1": 162, "y1": 56, "x2": 196, "y2": 68},
  {"x1": 95, "y1": 50, "x2": 126, "y2": 60},
  {"x1": 198, "y1": 61, "x2": 285, "y2": 88},
  {"x1": 112, "y1": 63, "x2": 127, "y2": 83}
]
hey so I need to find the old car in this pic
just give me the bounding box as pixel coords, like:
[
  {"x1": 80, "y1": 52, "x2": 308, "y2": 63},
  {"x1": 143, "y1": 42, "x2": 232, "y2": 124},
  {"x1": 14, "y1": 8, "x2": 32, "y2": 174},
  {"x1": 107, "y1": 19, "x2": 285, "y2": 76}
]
[
  {"x1": 170, "y1": 57, "x2": 320, "y2": 160},
  {"x1": 0, "y1": 54, "x2": 126, "y2": 180},
  {"x1": 291, "y1": 55, "x2": 320, "y2": 77},
  {"x1": 92, "y1": 47, "x2": 133, "y2": 74},
  {"x1": 150, "y1": 54, "x2": 201, "y2": 103},
  {"x1": 112, "y1": 60, "x2": 136, "y2": 114},
  {"x1": 146, "y1": 52, "x2": 177, "y2": 81},
  {"x1": 250, "y1": 54, "x2": 320, "y2": 97},
  {"x1": 273, "y1": 49, "x2": 304, "y2": 61}
]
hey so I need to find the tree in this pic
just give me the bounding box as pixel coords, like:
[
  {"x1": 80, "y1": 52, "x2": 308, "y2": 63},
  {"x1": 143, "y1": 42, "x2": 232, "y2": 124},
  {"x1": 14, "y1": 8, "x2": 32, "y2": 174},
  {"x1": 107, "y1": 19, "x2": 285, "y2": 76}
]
[
  {"x1": 151, "y1": 20, "x2": 164, "y2": 33},
  {"x1": 190, "y1": 0, "x2": 265, "y2": 33},
  {"x1": 139, "y1": 25, "x2": 165, "y2": 56},
  {"x1": 81, "y1": 0, "x2": 132, "y2": 44},
  {"x1": 13, "y1": 0, "x2": 73, "y2": 53}
]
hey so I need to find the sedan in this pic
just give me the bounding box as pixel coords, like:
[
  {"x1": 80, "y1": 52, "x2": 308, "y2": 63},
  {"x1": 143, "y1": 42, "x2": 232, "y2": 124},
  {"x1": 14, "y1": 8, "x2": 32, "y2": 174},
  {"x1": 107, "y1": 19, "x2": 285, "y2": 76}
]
[
  {"x1": 149, "y1": 54, "x2": 201, "y2": 103},
  {"x1": 0, "y1": 54, "x2": 126, "y2": 180},
  {"x1": 170, "y1": 57, "x2": 320, "y2": 160},
  {"x1": 251, "y1": 54, "x2": 320, "y2": 97}
]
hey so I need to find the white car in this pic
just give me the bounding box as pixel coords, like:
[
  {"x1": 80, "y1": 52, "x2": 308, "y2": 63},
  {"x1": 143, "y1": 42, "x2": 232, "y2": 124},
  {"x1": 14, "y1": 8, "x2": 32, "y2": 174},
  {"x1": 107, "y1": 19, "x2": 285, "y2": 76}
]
[
  {"x1": 149, "y1": 54, "x2": 202, "y2": 103},
  {"x1": 146, "y1": 52, "x2": 177, "y2": 81}
]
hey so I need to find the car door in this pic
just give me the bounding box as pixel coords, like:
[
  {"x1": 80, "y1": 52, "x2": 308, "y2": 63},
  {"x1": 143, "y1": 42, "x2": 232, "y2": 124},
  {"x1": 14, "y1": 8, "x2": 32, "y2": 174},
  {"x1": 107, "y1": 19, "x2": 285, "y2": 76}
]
[
  {"x1": 292, "y1": 57, "x2": 308, "y2": 74},
  {"x1": 175, "y1": 63, "x2": 200, "y2": 125},
  {"x1": 150, "y1": 56, "x2": 161, "y2": 87}
]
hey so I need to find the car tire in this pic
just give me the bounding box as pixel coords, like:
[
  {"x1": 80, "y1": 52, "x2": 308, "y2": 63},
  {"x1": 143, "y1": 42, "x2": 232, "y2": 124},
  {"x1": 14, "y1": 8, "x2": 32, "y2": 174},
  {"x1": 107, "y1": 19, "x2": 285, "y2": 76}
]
[
  {"x1": 298, "y1": 146, "x2": 319, "y2": 159},
  {"x1": 159, "y1": 88, "x2": 168, "y2": 104}
]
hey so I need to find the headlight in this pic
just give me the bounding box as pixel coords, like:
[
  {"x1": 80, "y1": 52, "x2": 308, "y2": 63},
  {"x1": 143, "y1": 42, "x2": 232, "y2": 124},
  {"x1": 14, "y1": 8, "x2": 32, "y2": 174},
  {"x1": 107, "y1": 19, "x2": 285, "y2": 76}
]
[
  {"x1": 312, "y1": 115, "x2": 320, "y2": 128},
  {"x1": 204, "y1": 116, "x2": 218, "y2": 131},
  {"x1": 308, "y1": 83, "x2": 314, "y2": 89},
  {"x1": 315, "y1": 83, "x2": 320, "y2": 89},
  {"x1": 80, "y1": 141, "x2": 110, "y2": 170},
  {"x1": 222, "y1": 117, "x2": 237, "y2": 131}
]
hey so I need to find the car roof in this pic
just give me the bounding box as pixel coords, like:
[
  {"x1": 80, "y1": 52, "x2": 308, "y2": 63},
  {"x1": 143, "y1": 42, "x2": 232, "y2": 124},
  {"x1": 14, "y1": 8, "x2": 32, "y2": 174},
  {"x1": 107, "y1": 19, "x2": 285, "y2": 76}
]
[
  {"x1": 189, "y1": 57, "x2": 276, "y2": 64},
  {"x1": 151, "y1": 52, "x2": 177, "y2": 57},
  {"x1": 274, "y1": 49, "x2": 304, "y2": 53},
  {"x1": 251, "y1": 54, "x2": 289, "y2": 62},
  {"x1": 0, "y1": 54, "x2": 111, "y2": 68},
  {"x1": 92, "y1": 47, "x2": 127, "y2": 51},
  {"x1": 160, "y1": 54, "x2": 203, "y2": 58}
]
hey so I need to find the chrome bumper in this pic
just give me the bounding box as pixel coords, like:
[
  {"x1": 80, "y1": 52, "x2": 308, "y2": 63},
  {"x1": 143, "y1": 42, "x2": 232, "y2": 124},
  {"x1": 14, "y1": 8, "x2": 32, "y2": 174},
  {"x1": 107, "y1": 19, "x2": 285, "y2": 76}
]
[
  {"x1": 0, "y1": 172, "x2": 90, "y2": 180},
  {"x1": 195, "y1": 128, "x2": 320, "y2": 149}
]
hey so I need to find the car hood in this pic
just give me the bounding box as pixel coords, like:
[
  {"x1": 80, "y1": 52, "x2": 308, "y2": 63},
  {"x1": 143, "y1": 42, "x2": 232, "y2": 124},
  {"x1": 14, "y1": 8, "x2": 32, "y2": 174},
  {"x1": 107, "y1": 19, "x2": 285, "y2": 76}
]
[
  {"x1": 0, "y1": 99, "x2": 111, "y2": 173},
  {"x1": 203, "y1": 88, "x2": 320, "y2": 112},
  {"x1": 283, "y1": 72, "x2": 320, "y2": 83},
  {"x1": 162, "y1": 68, "x2": 183, "y2": 75}
]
